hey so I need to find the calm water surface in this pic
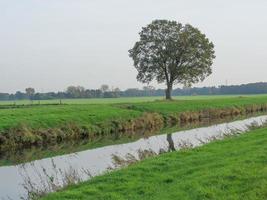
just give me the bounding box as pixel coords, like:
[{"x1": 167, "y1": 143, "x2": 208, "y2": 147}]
[{"x1": 0, "y1": 115, "x2": 267, "y2": 199}]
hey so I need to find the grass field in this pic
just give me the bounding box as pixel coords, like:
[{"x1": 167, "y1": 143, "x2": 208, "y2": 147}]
[
  {"x1": 0, "y1": 97, "x2": 163, "y2": 105},
  {"x1": 42, "y1": 126, "x2": 267, "y2": 200},
  {"x1": 1, "y1": 95, "x2": 267, "y2": 131},
  {"x1": 0, "y1": 104, "x2": 142, "y2": 131},
  {"x1": 129, "y1": 95, "x2": 267, "y2": 115},
  {"x1": 1, "y1": 95, "x2": 267, "y2": 152},
  {"x1": 0, "y1": 95, "x2": 265, "y2": 105}
]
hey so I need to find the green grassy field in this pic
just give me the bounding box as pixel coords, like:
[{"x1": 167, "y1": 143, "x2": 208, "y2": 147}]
[
  {"x1": 0, "y1": 97, "x2": 163, "y2": 105},
  {"x1": 129, "y1": 95, "x2": 267, "y2": 115},
  {"x1": 1, "y1": 95, "x2": 267, "y2": 153},
  {"x1": 0, "y1": 95, "x2": 264, "y2": 105},
  {"x1": 0, "y1": 104, "x2": 142, "y2": 131},
  {"x1": 0, "y1": 95, "x2": 267, "y2": 131},
  {"x1": 42, "y1": 126, "x2": 267, "y2": 200}
]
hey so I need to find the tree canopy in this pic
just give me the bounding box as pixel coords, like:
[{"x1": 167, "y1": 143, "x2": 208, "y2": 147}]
[
  {"x1": 25, "y1": 87, "x2": 35, "y2": 100},
  {"x1": 129, "y1": 20, "x2": 215, "y2": 99}
]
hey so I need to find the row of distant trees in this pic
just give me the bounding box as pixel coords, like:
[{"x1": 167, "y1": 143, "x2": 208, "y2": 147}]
[{"x1": 0, "y1": 82, "x2": 267, "y2": 101}]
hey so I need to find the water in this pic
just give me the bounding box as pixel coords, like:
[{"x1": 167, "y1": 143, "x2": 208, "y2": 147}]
[
  {"x1": 0, "y1": 115, "x2": 267, "y2": 199},
  {"x1": 0, "y1": 113, "x2": 260, "y2": 167}
]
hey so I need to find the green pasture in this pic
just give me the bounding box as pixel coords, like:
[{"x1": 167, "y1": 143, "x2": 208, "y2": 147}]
[
  {"x1": 0, "y1": 95, "x2": 267, "y2": 131},
  {"x1": 42, "y1": 126, "x2": 267, "y2": 200},
  {"x1": 0, "y1": 95, "x2": 265, "y2": 105}
]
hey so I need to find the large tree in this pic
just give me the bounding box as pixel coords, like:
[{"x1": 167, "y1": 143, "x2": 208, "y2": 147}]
[{"x1": 129, "y1": 20, "x2": 215, "y2": 99}]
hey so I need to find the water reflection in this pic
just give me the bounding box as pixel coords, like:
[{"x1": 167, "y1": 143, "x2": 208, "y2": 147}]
[
  {"x1": 1, "y1": 112, "x2": 264, "y2": 167},
  {"x1": 167, "y1": 134, "x2": 175, "y2": 151},
  {"x1": 0, "y1": 115, "x2": 267, "y2": 199}
]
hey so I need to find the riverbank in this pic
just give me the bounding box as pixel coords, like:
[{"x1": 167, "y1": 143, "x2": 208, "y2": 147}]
[
  {"x1": 1, "y1": 95, "x2": 267, "y2": 152},
  {"x1": 41, "y1": 126, "x2": 267, "y2": 200},
  {"x1": 1, "y1": 114, "x2": 266, "y2": 199},
  {"x1": 0, "y1": 113, "x2": 258, "y2": 167}
]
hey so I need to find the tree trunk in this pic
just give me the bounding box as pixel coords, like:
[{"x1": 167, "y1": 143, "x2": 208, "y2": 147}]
[{"x1": 165, "y1": 84, "x2": 172, "y2": 100}]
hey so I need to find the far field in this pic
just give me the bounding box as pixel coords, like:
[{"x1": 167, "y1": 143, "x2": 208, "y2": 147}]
[
  {"x1": 0, "y1": 95, "x2": 263, "y2": 105},
  {"x1": 42, "y1": 126, "x2": 267, "y2": 200}
]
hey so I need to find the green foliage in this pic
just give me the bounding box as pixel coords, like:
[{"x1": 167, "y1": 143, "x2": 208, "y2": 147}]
[
  {"x1": 42, "y1": 127, "x2": 267, "y2": 200},
  {"x1": 129, "y1": 20, "x2": 215, "y2": 99}
]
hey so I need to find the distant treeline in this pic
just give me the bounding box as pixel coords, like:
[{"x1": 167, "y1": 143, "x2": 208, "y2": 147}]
[{"x1": 1, "y1": 82, "x2": 267, "y2": 101}]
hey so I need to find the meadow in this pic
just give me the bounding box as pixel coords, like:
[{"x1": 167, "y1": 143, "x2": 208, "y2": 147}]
[
  {"x1": 42, "y1": 126, "x2": 267, "y2": 200},
  {"x1": 1, "y1": 94, "x2": 267, "y2": 151},
  {"x1": 0, "y1": 95, "x2": 261, "y2": 105},
  {"x1": 0, "y1": 95, "x2": 267, "y2": 131}
]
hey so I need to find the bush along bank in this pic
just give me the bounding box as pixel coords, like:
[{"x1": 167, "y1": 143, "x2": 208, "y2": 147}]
[
  {"x1": 1, "y1": 103, "x2": 267, "y2": 152},
  {"x1": 166, "y1": 103, "x2": 267, "y2": 125}
]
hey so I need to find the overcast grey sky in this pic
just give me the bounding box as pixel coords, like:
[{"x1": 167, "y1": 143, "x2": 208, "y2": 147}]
[{"x1": 1, "y1": 0, "x2": 267, "y2": 93}]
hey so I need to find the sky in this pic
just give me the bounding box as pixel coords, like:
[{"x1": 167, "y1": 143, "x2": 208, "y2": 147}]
[{"x1": 0, "y1": 0, "x2": 267, "y2": 93}]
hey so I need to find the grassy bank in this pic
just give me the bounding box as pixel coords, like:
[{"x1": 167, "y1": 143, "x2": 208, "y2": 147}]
[
  {"x1": 2, "y1": 95, "x2": 267, "y2": 131},
  {"x1": 1, "y1": 95, "x2": 267, "y2": 151},
  {"x1": 1, "y1": 113, "x2": 252, "y2": 167},
  {"x1": 42, "y1": 126, "x2": 267, "y2": 200}
]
